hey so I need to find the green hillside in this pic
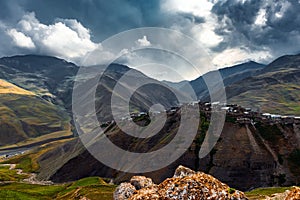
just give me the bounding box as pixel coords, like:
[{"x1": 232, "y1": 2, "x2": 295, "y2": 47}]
[
  {"x1": 0, "y1": 80, "x2": 71, "y2": 147},
  {"x1": 227, "y1": 54, "x2": 300, "y2": 115}
]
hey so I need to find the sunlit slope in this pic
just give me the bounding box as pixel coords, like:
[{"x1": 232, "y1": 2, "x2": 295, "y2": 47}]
[
  {"x1": 0, "y1": 79, "x2": 35, "y2": 95},
  {"x1": 0, "y1": 80, "x2": 70, "y2": 146}
]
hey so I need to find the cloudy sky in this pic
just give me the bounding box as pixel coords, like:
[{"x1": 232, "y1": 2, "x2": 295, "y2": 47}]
[{"x1": 0, "y1": 0, "x2": 299, "y2": 81}]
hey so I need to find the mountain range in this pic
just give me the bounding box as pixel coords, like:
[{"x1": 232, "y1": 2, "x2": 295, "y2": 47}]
[{"x1": 0, "y1": 53, "x2": 299, "y2": 191}]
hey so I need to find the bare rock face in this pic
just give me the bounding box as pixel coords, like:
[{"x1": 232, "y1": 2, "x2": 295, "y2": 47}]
[{"x1": 114, "y1": 165, "x2": 248, "y2": 200}]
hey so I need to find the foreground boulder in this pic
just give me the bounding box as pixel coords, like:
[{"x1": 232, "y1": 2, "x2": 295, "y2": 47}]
[
  {"x1": 114, "y1": 165, "x2": 248, "y2": 200},
  {"x1": 266, "y1": 186, "x2": 300, "y2": 200},
  {"x1": 286, "y1": 187, "x2": 300, "y2": 199}
]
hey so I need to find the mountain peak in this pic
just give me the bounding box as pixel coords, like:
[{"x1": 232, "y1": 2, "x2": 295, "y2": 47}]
[
  {"x1": 262, "y1": 53, "x2": 300, "y2": 72},
  {"x1": 1, "y1": 54, "x2": 71, "y2": 64}
]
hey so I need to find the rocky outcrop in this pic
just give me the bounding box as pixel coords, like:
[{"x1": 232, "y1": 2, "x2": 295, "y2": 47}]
[
  {"x1": 266, "y1": 186, "x2": 300, "y2": 200},
  {"x1": 114, "y1": 165, "x2": 248, "y2": 200},
  {"x1": 114, "y1": 182, "x2": 136, "y2": 200},
  {"x1": 285, "y1": 186, "x2": 300, "y2": 200},
  {"x1": 130, "y1": 176, "x2": 153, "y2": 190}
]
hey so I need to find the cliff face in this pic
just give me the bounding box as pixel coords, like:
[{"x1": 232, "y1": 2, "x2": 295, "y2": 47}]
[
  {"x1": 42, "y1": 108, "x2": 300, "y2": 191},
  {"x1": 198, "y1": 116, "x2": 300, "y2": 190},
  {"x1": 199, "y1": 123, "x2": 277, "y2": 190}
]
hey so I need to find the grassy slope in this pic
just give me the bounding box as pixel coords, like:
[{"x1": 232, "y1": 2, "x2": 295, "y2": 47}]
[
  {"x1": 1, "y1": 139, "x2": 75, "y2": 173},
  {"x1": 0, "y1": 166, "x2": 28, "y2": 182},
  {"x1": 0, "y1": 176, "x2": 115, "y2": 200},
  {"x1": 246, "y1": 187, "x2": 292, "y2": 200},
  {"x1": 0, "y1": 163, "x2": 294, "y2": 200},
  {"x1": 0, "y1": 80, "x2": 71, "y2": 147},
  {"x1": 230, "y1": 83, "x2": 300, "y2": 115},
  {"x1": 0, "y1": 79, "x2": 35, "y2": 96},
  {"x1": 0, "y1": 141, "x2": 115, "y2": 200}
]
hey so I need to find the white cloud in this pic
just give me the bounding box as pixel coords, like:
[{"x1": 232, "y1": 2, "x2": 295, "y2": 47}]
[
  {"x1": 162, "y1": 0, "x2": 280, "y2": 71},
  {"x1": 212, "y1": 47, "x2": 272, "y2": 67},
  {"x1": 136, "y1": 36, "x2": 151, "y2": 47},
  {"x1": 162, "y1": 0, "x2": 213, "y2": 18},
  {"x1": 162, "y1": 0, "x2": 223, "y2": 48},
  {"x1": 255, "y1": 8, "x2": 267, "y2": 26},
  {"x1": 7, "y1": 28, "x2": 35, "y2": 49},
  {"x1": 191, "y1": 23, "x2": 223, "y2": 48},
  {"x1": 60, "y1": 19, "x2": 91, "y2": 40},
  {"x1": 5, "y1": 12, "x2": 99, "y2": 64},
  {"x1": 274, "y1": 1, "x2": 291, "y2": 19}
]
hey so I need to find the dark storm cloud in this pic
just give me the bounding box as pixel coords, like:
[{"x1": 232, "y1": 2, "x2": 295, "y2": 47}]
[
  {"x1": 0, "y1": 0, "x2": 299, "y2": 69},
  {"x1": 15, "y1": 0, "x2": 171, "y2": 42},
  {"x1": 0, "y1": 0, "x2": 179, "y2": 62},
  {"x1": 0, "y1": 0, "x2": 207, "y2": 42},
  {"x1": 213, "y1": 0, "x2": 262, "y2": 25},
  {"x1": 211, "y1": 0, "x2": 300, "y2": 57},
  {"x1": 0, "y1": 0, "x2": 25, "y2": 23}
]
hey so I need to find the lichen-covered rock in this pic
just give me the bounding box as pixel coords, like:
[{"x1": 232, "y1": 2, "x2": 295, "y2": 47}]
[
  {"x1": 114, "y1": 182, "x2": 136, "y2": 200},
  {"x1": 114, "y1": 166, "x2": 248, "y2": 200},
  {"x1": 129, "y1": 186, "x2": 160, "y2": 200},
  {"x1": 173, "y1": 165, "x2": 196, "y2": 178},
  {"x1": 266, "y1": 186, "x2": 300, "y2": 200},
  {"x1": 130, "y1": 176, "x2": 154, "y2": 190},
  {"x1": 156, "y1": 172, "x2": 247, "y2": 200},
  {"x1": 285, "y1": 186, "x2": 300, "y2": 200}
]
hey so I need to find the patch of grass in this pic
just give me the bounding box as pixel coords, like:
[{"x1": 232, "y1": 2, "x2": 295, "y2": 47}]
[
  {"x1": 0, "y1": 182, "x2": 66, "y2": 199},
  {"x1": 55, "y1": 177, "x2": 115, "y2": 200},
  {"x1": 0, "y1": 190, "x2": 38, "y2": 200},
  {"x1": 18, "y1": 157, "x2": 34, "y2": 173},
  {"x1": 0, "y1": 129, "x2": 72, "y2": 150},
  {"x1": 2, "y1": 138, "x2": 76, "y2": 173},
  {"x1": 0, "y1": 177, "x2": 116, "y2": 200},
  {"x1": 230, "y1": 83, "x2": 300, "y2": 116},
  {"x1": 245, "y1": 187, "x2": 291, "y2": 200},
  {"x1": 56, "y1": 184, "x2": 116, "y2": 200},
  {"x1": 71, "y1": 177, "x2": 107, "y2": 187},
  {"x1": 228, "y1": 188, "x2": 236, "y2": 194},
  {"x1": 4, "y1": 155, "x2": 37, "y2": 173},
  {"x1": 0, "y1": 166, "x2": 28, "y2": 181}
]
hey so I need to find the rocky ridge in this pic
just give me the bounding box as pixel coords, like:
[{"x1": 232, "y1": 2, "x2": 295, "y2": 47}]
[{"x1": 114, "y1": 165, "x2": 248, "y2": 200}]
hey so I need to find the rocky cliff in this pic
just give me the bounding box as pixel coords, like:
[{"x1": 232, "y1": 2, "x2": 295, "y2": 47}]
[
  {"x1": 114, "y1": 165, "x2": 248, "y2": 200},
  {"x1": 36, "y1": 105, "x2": 300, "y2": 191}
]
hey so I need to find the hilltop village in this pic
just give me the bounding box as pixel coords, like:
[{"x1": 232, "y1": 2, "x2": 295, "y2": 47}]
[{"x1": 103, "y1": 101, "x2": 300, "y2": 127}]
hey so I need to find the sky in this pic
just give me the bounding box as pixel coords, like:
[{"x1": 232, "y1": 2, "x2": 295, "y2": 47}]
[{"x1": 0, "y1": 0, "x2": 299, "y2": 81}]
